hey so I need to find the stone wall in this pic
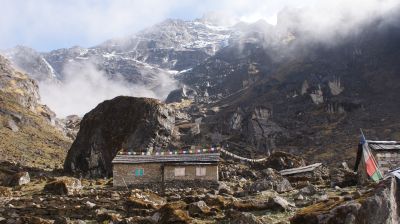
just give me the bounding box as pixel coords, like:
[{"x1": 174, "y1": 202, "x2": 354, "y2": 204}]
[
  {"x1": 164, "y1": 164, "x2": 218, "y2": 182},
  {"x1": 113, "y1": 163, "x2": 219, "y2": 188},
  {"x1": 375, "y1": 151, "x2": 400, "y2": 175},
  {"x1": 113, "y1": 163, "x2": 162, "y2": 187}
]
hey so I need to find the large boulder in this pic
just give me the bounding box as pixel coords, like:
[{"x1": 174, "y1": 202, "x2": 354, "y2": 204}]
[
  {"x1": 64, "y1": 96, "x2": 179, "y2": 177},
  {"x1": 43, "y1": 177, "x2": 82, "y2": 195}
]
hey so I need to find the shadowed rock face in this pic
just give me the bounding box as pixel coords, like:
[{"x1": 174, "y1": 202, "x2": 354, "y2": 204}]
[{"x1": 64, "y1": 96, "x2": 178, "y2": 177}]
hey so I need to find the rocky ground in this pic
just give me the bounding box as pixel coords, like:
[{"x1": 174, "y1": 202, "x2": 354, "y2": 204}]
[{"x1": 1, "y1": 154, "x2": 391, "y2": 224}]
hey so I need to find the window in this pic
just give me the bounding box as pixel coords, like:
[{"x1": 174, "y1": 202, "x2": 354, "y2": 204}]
[
  {"x1": 174, "y1": 167, "x2": 185, "y2": 176},
  {"x1": 196, "y1": 167, "x2": 206, "y2": 176},
  {"x1": 135, "y1": 168, "x2": 144, "y2": 176}
]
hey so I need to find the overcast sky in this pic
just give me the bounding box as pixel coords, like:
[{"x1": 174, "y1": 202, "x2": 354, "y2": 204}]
[{"x1": 0, "y1": 0, "x2": 398, "y2": 52}]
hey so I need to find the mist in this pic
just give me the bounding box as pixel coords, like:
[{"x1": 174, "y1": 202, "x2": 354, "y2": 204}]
[
  {"x1": 275, "y1": 0, "x2": 399, "y2": 42},
  {"x1": 2, "y1": 0, "x2": 400, "y2": 118},
  {"x1": 39, "y1": 61, "x2": 177, "y2": 117},
  {"x1": 2, "y1": 0, "x2": 399, "y2": 51}
]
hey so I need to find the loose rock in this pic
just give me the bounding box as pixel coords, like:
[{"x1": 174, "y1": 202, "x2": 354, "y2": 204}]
[
  {"x1": 43, "y1": 177, "x2": 82, "y2": 195},
  {"x1": 8, "y1": 172, "x2": 30, "y2": 186},
  {"x1": 226, "y1": 210, "x2": 263, "y2": 224},
  {"x1": 249, "y1": 168, "x2": 292, "y2": 193},
  {"x1": 187, "y1": 200, "x2": 211, "y2": 217}
]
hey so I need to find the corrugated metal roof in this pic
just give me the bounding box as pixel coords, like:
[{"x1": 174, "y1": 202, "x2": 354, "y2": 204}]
[
  {"x1": 112, "y1": 153, "x2": 220, "y2": 164},
  {"x1": 369, "y1": 143, "x2": 400, "y2": 151},
  {"x1": 280, "y1": 163, "x2": 322, "y2": 176}
]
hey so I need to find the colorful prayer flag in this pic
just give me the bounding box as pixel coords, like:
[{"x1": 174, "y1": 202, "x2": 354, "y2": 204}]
[{"x1": 362, "y1": 143, "x2": 383, "y2": 182}]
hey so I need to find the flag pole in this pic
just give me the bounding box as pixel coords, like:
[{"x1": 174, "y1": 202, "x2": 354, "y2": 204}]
[{"x1": 360, "y1": 128, "x2": 365, "y2": 141}]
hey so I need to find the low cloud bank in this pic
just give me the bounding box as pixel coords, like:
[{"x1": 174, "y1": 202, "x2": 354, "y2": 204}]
[{"x1": 39, "y1": 61, "x2": 176, "y2": 117}]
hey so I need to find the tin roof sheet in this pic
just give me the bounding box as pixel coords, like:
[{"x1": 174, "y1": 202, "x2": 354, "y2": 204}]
[{"x1": 112, "y1": 153, "x2": 220, "y2": 164}]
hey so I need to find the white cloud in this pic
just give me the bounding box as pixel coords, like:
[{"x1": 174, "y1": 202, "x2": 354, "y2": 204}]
[
  {"x1": 216, "y1": 0, "x2": 398, "y2": 24},
  {"x1": 39, "y1": 60, "x2": 176, "y2": 117},
  {"x1": 0, "y1": 0, "x2": 398, "y2": 50}
]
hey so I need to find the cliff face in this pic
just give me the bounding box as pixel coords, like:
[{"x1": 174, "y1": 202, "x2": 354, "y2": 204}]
[
  {"x1": 64, "y1": 96, "x2": 179, "y2": 177},
  {"x1": 0, "y1": 55, "x2": 41, "y2": 112},
  {"x1": 0, "y1": 55, "x2": 71, "y2": 168},
  {"x1": 173, "y1": 9, "x2": 400, "y2": 164},
  {"x1": 2, "y1": 46, "x2": 57, "y2": 82}
]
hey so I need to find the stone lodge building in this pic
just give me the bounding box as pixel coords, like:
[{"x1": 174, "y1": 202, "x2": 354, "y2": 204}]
[{"x1": 112, "y1": 152, "x2": 220, "y2": 188}]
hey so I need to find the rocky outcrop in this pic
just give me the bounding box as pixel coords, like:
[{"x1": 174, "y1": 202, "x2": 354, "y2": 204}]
[
  {"x1": 291, "y1": 177, "x2": 400, "y2": 224},
  {"x1": 165, "y1": 85, "x2": 198, "y2": 103},
  {"x1": 2, "y1": 46, "x2": 57, "y2": 82},
  {"x1": 58, "y1": 115, "x2": 81, "y2": 140},
  {"x1": 209, "y1": 106, "x2": 287, "y2": 155},
  {"x1": 172, "y1": 7, "x2": 400, "y2": 166},
  {"x1": 247, "y1": 107, "x2": 285, "y2": 155},
  {"x1": 0, "y1": 55, "x2": 41, "y2": 112},
  {"x1": 0, "y1": 55, "x2": 71, "y2": 168},
  {"x1": 310, "y1": 85, "x2": 324, "y2": 105},
  {"x1": 64, "y1": 96, "x2": 179, "y2": 177},
  {"x1": 328, "y1": 77, "x2": 344, "y2": 96}
]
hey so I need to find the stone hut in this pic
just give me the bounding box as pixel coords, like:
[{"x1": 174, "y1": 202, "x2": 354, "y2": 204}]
[
  {"x1": 355, "y1": 140, "x2": 400, "y2": 182},
  {"x1": 112, "y1": 153, "x2": 220, "y2": 189},
  {"x1": 279, "y1": 163, "x2": 329, "y2": 186}
]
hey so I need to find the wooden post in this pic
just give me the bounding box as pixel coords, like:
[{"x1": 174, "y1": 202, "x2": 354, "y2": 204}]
[
  {"x1": 161, "y1": 163, "x2": 165, "y2": 196},
  {"x1": 122, "y1": 177, "x2": 129, "y2": 191}
]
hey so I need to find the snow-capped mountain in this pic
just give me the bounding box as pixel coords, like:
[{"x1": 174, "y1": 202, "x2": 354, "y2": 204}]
[
  {"x1": 98, "y1": 18, "x2": 232, "y2": 70},
  {"x1": 40, "y1": 17, "x2": 233, "y2": 78},
  {"x1": 3, "y1": 17, "x2": 235, "y2": 99}
]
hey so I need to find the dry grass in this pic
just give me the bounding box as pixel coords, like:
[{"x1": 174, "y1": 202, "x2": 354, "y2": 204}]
[{"x1": 0, "y1": 92, "x2": 71, "y2": 169}]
